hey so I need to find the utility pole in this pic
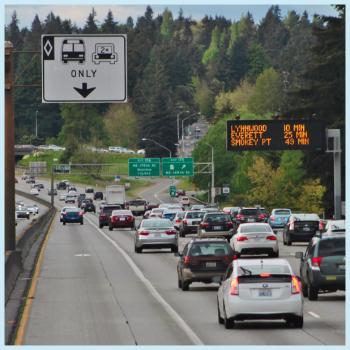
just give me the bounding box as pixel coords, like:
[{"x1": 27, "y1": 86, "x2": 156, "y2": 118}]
[
  {"x1": 5, "y1": 41, "x2": 16, "y2": 251},
  {"x1": 204, "y1": 143, "x2": 215, "y2": 205},
  {"x1": 35, "y1": 109, "x2": 38, "y2": 138}
]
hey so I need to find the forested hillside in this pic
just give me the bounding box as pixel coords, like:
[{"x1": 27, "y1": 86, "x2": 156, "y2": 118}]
[{"x1": 6, "y1": 5, "x2": 345, "y2": 214}]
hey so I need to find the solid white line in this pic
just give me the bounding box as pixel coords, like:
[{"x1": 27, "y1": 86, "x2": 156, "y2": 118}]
[
  {"x1": 308, "y1": 311, "x2": 321, "y2": 319},
  {"x1": 84, "y1": 215, "x2": 203, "y2": 345}
]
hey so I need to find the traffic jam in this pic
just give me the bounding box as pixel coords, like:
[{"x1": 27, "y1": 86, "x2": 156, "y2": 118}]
[{"x1": 20, "y1": 177, "x2": 345, "y2": 331}]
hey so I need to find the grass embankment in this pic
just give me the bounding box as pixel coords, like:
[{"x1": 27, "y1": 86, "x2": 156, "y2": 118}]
[{"x1": 175, "y1": 178, "x2": 196, "y2": 191}]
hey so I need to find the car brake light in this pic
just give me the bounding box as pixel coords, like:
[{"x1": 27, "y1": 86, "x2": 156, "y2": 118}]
[
  {"x1": 236, "y1": 235, "x2": 248, "y2": 241},
  {"x1": 260, "y1": 273, "x2": 271, "y2": 278},
  {"x1": 319, "y1": 221, "x2": 325, "y2": 231},
  {"x1": 200, "y1": 222, "x2": 209, "y2": 228},
  {"x1": 165, "y1": 230, "x2": 176, "y2": 235},
  {"x1": 79, "y1": 211, "x2": 84, "y2": 216},
  {"x1": 266, "y1": 235, "x2": 277, "y2": 241},
  {"x1": 230, "y1": 277, "x2": 239, "y2": 295},
  {"x1": 226, "y1": 221, "x2": 233, "y2": 228},
  {"x1": 183, "y1": 256, "x2": 191, "y2": 266},
  {"x1": 291, "y1": 275, "x2": 301, "y2": 294},
  {"x1": 139, "y1": 231, "x2": 149, "y2": 236},
  {"x1": 290, "y1": 220, "x2": 295, "y2": 230},
  {"x1": 236, "y1": 214, "x2": 244, "y2": 220},
  {"x1": 223, "y1": 255, "x2": 234, "y2": 263},
  {"x1": 270, "y1": 215, "x2": 275, "y2": 221},
  {"x1": 175, "y1": 219, "x2": 181, "y2": 223},
  {"x1": 258, "y1": 214, "x2": 265, "y2": 220},
  {"x1": 311, "y1": 256, "x2": 323, "y2": 267},
  {"x1": 183, "y1": 219, "x2": 188, "y2": 225}
]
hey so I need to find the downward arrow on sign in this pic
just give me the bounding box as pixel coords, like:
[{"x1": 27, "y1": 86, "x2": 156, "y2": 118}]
[{"x1": 74, "y1": 82, "x2": 96, "y2": 98}]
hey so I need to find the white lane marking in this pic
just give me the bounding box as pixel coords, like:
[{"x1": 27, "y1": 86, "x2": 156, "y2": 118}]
[
  {"x1": 84, "y1": 215, "x2": 203, "y2": 345},
  {"x1": 308, "y1": 311, "x2": 321, "y2": 319},
  {"x1": 74, "y1": 254, "x2": 91, "y2": 257}
]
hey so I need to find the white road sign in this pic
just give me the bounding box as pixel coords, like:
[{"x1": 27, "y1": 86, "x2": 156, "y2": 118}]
[{"x1": 42, "y1": 34, "x2": 127, "y2": 103}]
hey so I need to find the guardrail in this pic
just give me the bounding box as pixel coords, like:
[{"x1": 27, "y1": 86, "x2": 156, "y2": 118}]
[{"x1": 5, "y1": 190, "x2": 56, "y2": 344}]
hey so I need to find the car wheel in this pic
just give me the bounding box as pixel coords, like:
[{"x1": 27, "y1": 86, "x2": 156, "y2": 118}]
[
  {"x1": 301, "y1": 279, "x2": 308, "y2": 297},
  {"x1": 287, "y1": 316, "x2": 303, "y2": 328},
  {"x1": 181, "y1": 280, "x2": 190, "y2": 291},
  {"x1": 286, "y1": 235, "x2": 292, "y2": 246},
  {"x1": 223, "y1": 304, "x2": 234, "y2": 329},
  {"x1": 217, "y1": 299, "x2": 224, "y2": 324},
  {"x1": 308, "y1": 284, "x2": 318, "y2": 300},
  {"x1": 109, "y1": 225, "x2": 113, "y2": 231},
  {"x1": 135, "y1": 246, "x2": 142, "y2": 254},
  {"x1": 99, "y1": 223, "x2": 103, "y2": 228},
  {"x1": 63, "y1": 222, "x2": 66, "y2": 225},
  {"x1": 171, "y1": 246, "x2": 178, "y2": 253},
  {"x1": 179, "y1": 230, "x2": 185, "y2": 238},
  {"x1": 80, "y1": 221, "x2": 83, "y2": 225}
]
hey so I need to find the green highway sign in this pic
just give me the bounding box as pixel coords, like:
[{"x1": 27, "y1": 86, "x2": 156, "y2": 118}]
[
  {"x1": 169, "y1": 185, "x2": 177, "y2": 197},
  {"x1": 128, "y1": 158, "x2": 160, "y2": 177},
  {"x1": 162, "y1": 158, "x2": 194, "y2": 176}
]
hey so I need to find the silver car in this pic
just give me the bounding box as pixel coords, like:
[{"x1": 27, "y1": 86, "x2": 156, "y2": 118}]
[
  {"x1": 217, "y1": 258, "x2": 303, "y2": 329},
  {"x1": 134, "y1": 218, "x2": 178, "y2": 254},
  {"x1": 233, "y1": 223, "x2": 279, "y2": 257}
]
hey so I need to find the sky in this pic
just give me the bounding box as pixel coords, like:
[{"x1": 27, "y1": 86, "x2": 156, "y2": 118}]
[{"x1": 4, "y1": 3, "x2": 339, "y2": 29}]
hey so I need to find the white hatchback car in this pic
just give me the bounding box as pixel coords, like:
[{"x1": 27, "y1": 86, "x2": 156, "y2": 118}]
[
  {"x1": 233, "y1": 223, "x2": 279, "y2": 257},
  {"x1": 217, "y1": 258, "x2": 303, "y2": 329},
  {"x1": 30, "y1": 188, "x2": 39, "y2": 195}
]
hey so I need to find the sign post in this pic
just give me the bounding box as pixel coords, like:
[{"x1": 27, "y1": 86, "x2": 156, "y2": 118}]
[{"x1": 42, "y1": 34, "x2": 127, "y2": 103}]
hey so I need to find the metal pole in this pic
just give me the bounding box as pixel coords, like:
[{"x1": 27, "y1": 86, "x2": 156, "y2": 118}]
[
  {"x1": 51, "y1": 166, "x2": 54, "y2": 207},
  {"x1": 181, "y1": 118, "x2": 185, "y2": 156},
  {"x1": 211, "y1": 145, "x2": 215, "y2": 205},
  {"x1": 35, "y1": 110, "x2": 38, "y2": 138},
  {"x1": 5, "y1": 41, "x2": 16, "y2": 251}
]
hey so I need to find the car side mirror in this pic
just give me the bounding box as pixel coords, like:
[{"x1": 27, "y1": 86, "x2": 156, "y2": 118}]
[{"x1": 295, "y1": 252, "x2": 303, "y2": 260}]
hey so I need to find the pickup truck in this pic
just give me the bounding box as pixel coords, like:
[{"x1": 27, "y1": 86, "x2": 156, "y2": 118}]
[{"x1": 127, "y1": 199, "x2": 148, "y2": 216}]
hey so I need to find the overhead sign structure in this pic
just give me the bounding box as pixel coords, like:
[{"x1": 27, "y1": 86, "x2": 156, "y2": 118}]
[
  {"x1": 227, "y1": 120, "x2": 326, "y2": 151},
  {"x1": 42, "y1": 34, "x2": 127, "y2": 103},
  {"x1": 162, "y1": 158, "x2": 194, "y2": 176},
  {"x1": 128, "y1": 158, "x2": 160, "y2": 177}
]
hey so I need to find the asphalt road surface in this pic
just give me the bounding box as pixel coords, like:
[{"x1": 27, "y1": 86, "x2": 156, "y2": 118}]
[{"x1": 15, "y1": 178, "x2": 345, "y2": 345}]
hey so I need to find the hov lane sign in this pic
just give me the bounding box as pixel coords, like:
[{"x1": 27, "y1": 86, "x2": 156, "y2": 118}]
[{"x1": 42, "y1": 34, "x2": 127, "y2": 103}]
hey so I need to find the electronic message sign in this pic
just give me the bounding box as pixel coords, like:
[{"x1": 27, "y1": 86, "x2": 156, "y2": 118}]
[{"x1": 226, "y1": 120, "x2": 325, "y2": 151}]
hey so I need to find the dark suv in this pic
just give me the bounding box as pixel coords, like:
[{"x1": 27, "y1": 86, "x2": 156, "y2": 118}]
[
  {"x1": 198, "y1": 212, "x2": 234, "y2": 241},
  {"x1": 94, "y1": 191, "x2": 103, "y2": 200},
  {"x1": 81, "y1": 199, "x2": 96, "y2": 213},
  {"x1": 77, "y1": 193, "x2": 86, "y2": 207},
  {"x1": 99, "y1": 204, "x2": 122, "y2": 228},
  {"x1": 283, "y1": 213, "x2": 320, "y2": 246},
  {"x1": 235, "y1": 207, "x2": 265, "y2": 225},
  {"x1": 56, "y1": 181, "x2": 67, "y2": 190},
  {"x1": 176, "y1": 238, "x2": 236, "y2": 291},
  {"x1": 296, "y1": 235, "x2": 345, "y2": 300}
]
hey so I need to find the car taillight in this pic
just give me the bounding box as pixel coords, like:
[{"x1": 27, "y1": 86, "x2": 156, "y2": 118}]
[
  {"x1": 200, "y1": 222, "x2": 209, "y2": 228},
  {"x1": 230, "y1": 277, "x2": 239, "y2": 295},
  {"x1": 266, "y1": 235, "x2": 277, "y2": 241},
  {"x1": 311, "y1": 256, "x2": 323, "y2": 267},
  {"x1": 175, "y1": 219, "x2": 182, "y2": 223},
  {"x1": 260, "y1": 273, "x2": 271, "y2": 278},
  {"x1": 183, "y1": 256, "x2": 191, "y2": 267},
  {"x1": 236, "y1": 235, "x2": 248, "y2": 241},
  {"x1": 258, "y1": 214, "x2": 265, "y2": 220},
  {"x1": 182, "y1": 219, "x2": 188, "y2": 225},
  {"x1": 236, "y1": 214, "x2": 244, "y2": 220},
  {"x1": 165, "y1": 230, "x2": 177, "y2": 235},
  {"x1": 139, "y1": 231, "x2": 149, "y2": 236},
  {"x1": 270, "y1": 215, "x2": 275, "y2": 221},
  {"x1": 79, "y1": 211, "x2": 84, "y2": 216},
  {"x1": 291, "y1": 275, "x2": 301, "y2": 294},
  {"x1": 290, "y1": 220, "x2": 295, "y2": 230},
  {"x1": 100, "y1": 214, "x2": 106, "y2": 218},
  {"x1": 319, "y1": 221, "x2": 325, "y2": 231},
  {"x1": 226, "y1": 221, "x2": 233, "y2": 228},
  {"x1": 223, "y1": 255, "x2": 234, "y2": 263}
]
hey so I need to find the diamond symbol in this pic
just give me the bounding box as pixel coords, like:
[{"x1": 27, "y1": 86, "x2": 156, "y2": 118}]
[{"x1": 44, "y1": 40, "x2": 53, "y2": 57}]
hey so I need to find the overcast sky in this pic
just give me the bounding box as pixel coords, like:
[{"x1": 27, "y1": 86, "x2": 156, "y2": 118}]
[{"x1": 5, "y1": 4, "x2": 339, "y2": 29}]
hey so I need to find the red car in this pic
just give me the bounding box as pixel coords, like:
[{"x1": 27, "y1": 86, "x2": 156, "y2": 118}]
[
  {"x1": 109, "y1": 209, "x2": 135, "y2": 230},
  {"x1": 176, "y1": 189, "x2": 186, "y2": 197}
]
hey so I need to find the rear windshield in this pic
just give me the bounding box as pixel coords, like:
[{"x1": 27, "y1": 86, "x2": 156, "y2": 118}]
[
  {"x1": 102, "y1": 206, "x2": 121, "y2": 214},
  {"x1": 240, "y1": 224, "x2": 272, "y2": 233},
  {"x1": 240, "y1": 209, "x2": 258, "y2": 215},
  {"x1": 274, "y1": 209, "x2": 291, "y2": 215},
  {"x1": 112, "y1": 210, "x2": 132, "y2": 216},
  {"x1": 189, "y1": 242, "x2": 232, "y2": 256},
  {"x1": 176, "y1": 212, "x2": 185, "y2": 219},
  {"x1": 238, "y1": 264, "x2": 291, "y2": 276},
  {"x1": 294, "y1": 214, "x2": 320, "y2": 221},
  {"x1": 141, "y1": 219, "x2": 172, "y2": 229},
  {"x1": 186, "y1": 211, "x2": 205, "y2": 219},
  {"x1": 318, "y1": 238, "x2": 345, "y2": 257},
  {"x1": 129, "y1": 200, "x2": 146, "y2": 205},
  {"x1": 205, "y1": 213, "x2": 231, "y2": 222}
]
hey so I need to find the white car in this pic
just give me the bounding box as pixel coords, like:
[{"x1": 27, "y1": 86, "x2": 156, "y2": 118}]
[
  {"x1": 30, "y1": 188, "x2": 39, "y2": 195},
  {"x1": 323, "y1": 219, "x2": 345, "y2": 234},
  {"x1": 233, "y1": 223, "x2": 279, "y2": 257},
  {"x1": 27, "y1": 204, "x2": 39, "y2": 215},
  {"x1": 217, "y1": 258, "x2": 303, "y2": 329},
  {"x1": 137, "y1": 149, "x2": 145, "y2": 155},
  {"x1": 59, "y1": 193, "x2": 66, "y2": 201},
  {"x1": 179, "y1": 196, "x2": 190, "y2": 206}
]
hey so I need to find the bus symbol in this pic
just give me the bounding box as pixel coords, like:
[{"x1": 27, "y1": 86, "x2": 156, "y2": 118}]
[
  {"x1": 62, "y1": 39, "x2": 85, "y2": 64},
  {"x1": 92, "y1": 43, "x2": 118, "y2": 64}
]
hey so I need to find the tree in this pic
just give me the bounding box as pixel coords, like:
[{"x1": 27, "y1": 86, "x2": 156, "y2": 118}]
[
  {"x1": 101, "y1": 9, "x2": 117, "y2": 33},
  {"x1": 246, "y1": 41, "x2": 270, "y2": 82},
  {"x1": 160, "y1": 8, "x2": 173, "y2": 40},
  {"x1": 83, "y1": 8, "x2": 98, "y2": 33}
]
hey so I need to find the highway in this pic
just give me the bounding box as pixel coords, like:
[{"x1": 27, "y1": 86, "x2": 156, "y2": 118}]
[{"x1": 14, "y1": 178, "x2": 345, "y2": 345}]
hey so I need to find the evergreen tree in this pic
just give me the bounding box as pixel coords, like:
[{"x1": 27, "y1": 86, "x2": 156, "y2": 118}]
[
  {"x1": 83, "y1": 8, "x2": 98, "y2": 33},
  {"x1": 101, "y1": 9, "x2": 117, "y2": 33}
]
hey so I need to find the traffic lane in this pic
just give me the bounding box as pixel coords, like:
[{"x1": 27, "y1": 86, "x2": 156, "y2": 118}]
[
  {"x1": 138, "y1": 177, "x2": 178, "y2": 204},
  {"x1": 86, "y1": 215, "x2": 343, "y2": 345},
  {"x1": 23, "y1": 210, "x2": 194, "y2": 345}
]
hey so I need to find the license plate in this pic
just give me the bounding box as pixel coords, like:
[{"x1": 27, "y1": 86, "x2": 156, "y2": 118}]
[
  {"x1": 193, "y1": 221, "x2": 200, "y2": 224},
  {"x1": 153, "y1": 233, "x2": 161, "y2": 237},
  {"x1": 303, "y1": 226, "x2": 310, "y2": 231},
  {"x1": 206, "y1": 262, "x2": 216, "y2": 267},
  {"x1": 259, "y1": 289, "x2": 272, "y2": 297},
  {"x1": 326, "y1": 276, "x2": 337, "y2": 281},
  {"x1": 247, "y1": 218, "x2": 254, "y2": 222},
  {"x1": 339, "y1": 264, "x2": 345, "y2": 270},
  {"x1": 214, "y1": 226, "x2": 222, "y2": 230},
  {"x1": 120, "y1": 218, "x2": 125, "y2": 221}
]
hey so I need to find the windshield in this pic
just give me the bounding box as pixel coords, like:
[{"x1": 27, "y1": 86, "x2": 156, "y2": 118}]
[
  {"x1": 205, "y1": 213, "x2": 231, "y2": 222},
  {"x1": 186, "y1": 211, "x2": 205, "y2": 219},
  {"x1": 240, "y1": 209, "x2": 258, "y2": 215},
  {"x1": 141, "y1": 219, "x2": 172, "y2": 229},
  {"x1": 239, "y1": 224, "x2": 272, "y2": 233},
  {"x1": 238, "y1": 264, "x2": 291, "y2": 276},
  {"x1": 318, "y1": 238, "x2": 345, "y2": 257},
  {"x1": 189, "y1": 242, "x2": 232, "y2": 256},
  {"x1": 275, "y1": 209, "x2": 291, "y2": 215}
]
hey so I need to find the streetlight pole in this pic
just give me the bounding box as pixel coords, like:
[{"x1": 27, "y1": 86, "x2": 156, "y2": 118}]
[
  {"x1": 181, "y1": 112, "x2": 198, "y2": 157},
  {"x1": 177, "y1": 110, "x2": 189, "y2": 144},
  {"x1": 35, "y1": 109, "x2": 38, "y2": 138},
  {"x1": 142, "y1": 138, "x2": 172, "y2": 157},
  {"x1": 205, "y1": 142, "x2": 215, "y2": 205}
]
